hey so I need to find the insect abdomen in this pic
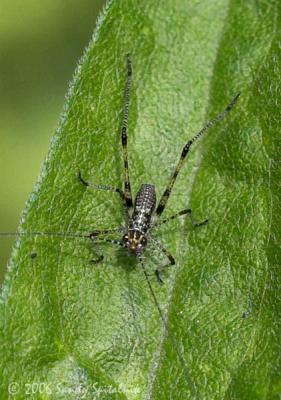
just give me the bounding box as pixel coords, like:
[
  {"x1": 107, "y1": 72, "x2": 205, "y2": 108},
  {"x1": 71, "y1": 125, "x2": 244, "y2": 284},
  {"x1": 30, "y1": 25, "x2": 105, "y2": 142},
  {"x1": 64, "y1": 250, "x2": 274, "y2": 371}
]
[
  {"x1": 131, "y1": 184, "x2": 156, "y2": 232},
  {"x1": 135, "y1": 184, "x2": 156, "y2": 212}
]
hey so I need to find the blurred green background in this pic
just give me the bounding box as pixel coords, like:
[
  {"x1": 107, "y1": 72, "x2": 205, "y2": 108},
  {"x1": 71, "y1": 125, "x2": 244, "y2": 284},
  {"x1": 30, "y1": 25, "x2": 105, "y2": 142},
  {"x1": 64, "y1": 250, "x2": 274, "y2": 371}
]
[{"x1": 0, "y1": 0, "x2": 106, "y2": 283}]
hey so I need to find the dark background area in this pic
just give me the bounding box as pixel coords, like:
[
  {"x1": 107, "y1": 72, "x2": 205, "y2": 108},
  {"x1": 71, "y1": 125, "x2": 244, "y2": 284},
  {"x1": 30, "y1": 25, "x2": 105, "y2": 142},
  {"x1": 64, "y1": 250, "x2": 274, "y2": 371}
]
[{"x1": 0, "y1": 0, "x2": 106, "y2": 282}]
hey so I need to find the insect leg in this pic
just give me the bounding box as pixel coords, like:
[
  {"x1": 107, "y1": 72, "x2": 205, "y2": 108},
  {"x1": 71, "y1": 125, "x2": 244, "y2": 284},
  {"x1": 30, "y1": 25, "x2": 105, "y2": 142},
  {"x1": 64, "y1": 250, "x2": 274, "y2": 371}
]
[
  {"x1": 89, "y1": 251, "x2": 104, "y2": 264},
  {"x1": 89, "y1": 232, "x2": 124, "y2": 247},
  {"x1": 121, "y1": 55, "x2": 133, "y2": 209},
  {"x1": 86, "y1": 228, "x2": 124, "y2": 263},
  {"x1": 87, "y1": 232, "x2": 125, "y2": 263},
  {"x1": 149, "y1": 237, "x2": 175, "y2": 284},
  {"x1": 78, "y1": 172, "x2": 129, "y2": 217},
  {"x1": 156, "y1": 93, "x2": 240, "y2": 216},
  {"x1": 154, "y1": 208, "x2": 208, "y2": 228},
  {"x1": 88, "y1": 227, "x2": 124, "y2": 238}
]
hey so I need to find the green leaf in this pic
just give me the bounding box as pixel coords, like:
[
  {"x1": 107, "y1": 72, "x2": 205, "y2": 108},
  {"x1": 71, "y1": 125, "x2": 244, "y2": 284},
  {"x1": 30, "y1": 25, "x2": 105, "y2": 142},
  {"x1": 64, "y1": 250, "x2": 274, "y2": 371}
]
[{"x1": 1, "y1": 0, "x2": 280, "y2": 399}]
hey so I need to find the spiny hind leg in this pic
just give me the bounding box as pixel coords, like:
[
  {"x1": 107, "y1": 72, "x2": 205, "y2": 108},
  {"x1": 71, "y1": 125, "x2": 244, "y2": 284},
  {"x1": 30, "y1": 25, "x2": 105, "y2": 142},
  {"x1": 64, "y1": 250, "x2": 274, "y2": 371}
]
[
  {"x1": 155, "y1": 93, "x2": 240, "y2": 217},
  {"x1": 121, "y1": 54, "x2": 133, "y2": 209},
  {"x1": 78, "y1": 56, "x2": 135, "y2": 212}
]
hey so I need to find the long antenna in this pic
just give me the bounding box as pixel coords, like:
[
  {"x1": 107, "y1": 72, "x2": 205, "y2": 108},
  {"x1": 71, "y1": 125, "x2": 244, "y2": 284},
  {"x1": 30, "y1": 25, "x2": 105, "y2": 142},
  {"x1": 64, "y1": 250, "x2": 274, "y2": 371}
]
[
  {"x1": 0, "y1": 226, "x2": 125, "y2": 240},
  {"x1": 139, "y1": 259, "x2": 196, "y2": 394},
  {"x1": 0, "y1": 231, "x2": 90, "y2": 239}
]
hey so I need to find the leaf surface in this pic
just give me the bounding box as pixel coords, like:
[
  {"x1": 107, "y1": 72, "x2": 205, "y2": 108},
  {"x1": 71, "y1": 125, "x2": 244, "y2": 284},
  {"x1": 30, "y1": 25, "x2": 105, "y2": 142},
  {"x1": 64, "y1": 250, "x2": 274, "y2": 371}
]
[{"x1": 1, "y1": 0, "x2": 280, "y2": 399}]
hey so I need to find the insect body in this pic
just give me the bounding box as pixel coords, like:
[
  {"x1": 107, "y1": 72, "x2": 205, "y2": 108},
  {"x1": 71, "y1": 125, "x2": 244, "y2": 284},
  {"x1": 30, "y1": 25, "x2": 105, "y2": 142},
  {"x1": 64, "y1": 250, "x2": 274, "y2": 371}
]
[
  {"x1": 1, "y1": 55, "x2": 240, "y2": 390},
  {"x1": 74, "y1": 57, "x2": 239, "y2": 387},
  {"x1": 2, "y1": 56, "x2": 239, "y2": 279},
  {"x1": 124, "y1": 184, "x2": 156, "y2": 255},
  {"x1": 78, "y1": 56, "x2": 239, "y2": 285}
]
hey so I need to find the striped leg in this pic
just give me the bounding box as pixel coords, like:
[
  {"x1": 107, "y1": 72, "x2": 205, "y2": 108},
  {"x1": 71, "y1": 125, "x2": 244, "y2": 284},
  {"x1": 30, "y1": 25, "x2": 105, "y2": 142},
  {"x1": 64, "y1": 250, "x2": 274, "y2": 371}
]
[
  {"x1": 78, "y1": 171, "x2": 128, "y2": 216},
  {"x1": 154, "y1": 208, "x2": 208, "y2": 228},
  {"x1": 87, "y1": 228, "x2": 125, "y2": 262},
  {"x1": 150, "y1": 237, "x2": 175, "y2": 284},
  {"x1": 90, "y1": 252, "x2": 104, "y2": 264},
  {"x1": 156, "y1": 93, "x2": 240, "y2": 216},
  {"x1": 89, "y1": 234, "x2": 124, "y2": 248},
  {"x1": 71, "y1": 228, "x2": 124, "y2": 264},
  {"x1": 88, "y1": 227, "x2": 124, "y2": 239},
  {"x1": 121, "y1": 55, "x2": 133, "y2": 209}
]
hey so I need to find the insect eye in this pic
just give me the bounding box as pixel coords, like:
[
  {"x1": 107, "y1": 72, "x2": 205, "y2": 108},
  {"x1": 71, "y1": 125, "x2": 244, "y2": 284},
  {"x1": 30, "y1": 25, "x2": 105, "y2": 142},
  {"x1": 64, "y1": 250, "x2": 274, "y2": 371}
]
[{"x1": 123, "y1": 235, "x2": 129, "y2": 242}]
